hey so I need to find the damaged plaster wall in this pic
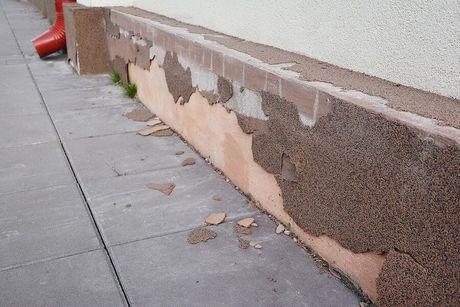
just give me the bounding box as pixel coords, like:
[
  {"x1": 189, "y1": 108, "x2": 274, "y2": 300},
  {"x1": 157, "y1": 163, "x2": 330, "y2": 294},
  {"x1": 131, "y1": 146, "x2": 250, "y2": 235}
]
[
  {"x1": 132, "y1": 0, "x2": 460, "y2": 100},
  {"x1": 250, "y1": 91, "x2": 460, "y2": 306},
  {"x1": 99, "y1": 9, "x2": 459, "y2": 305}
]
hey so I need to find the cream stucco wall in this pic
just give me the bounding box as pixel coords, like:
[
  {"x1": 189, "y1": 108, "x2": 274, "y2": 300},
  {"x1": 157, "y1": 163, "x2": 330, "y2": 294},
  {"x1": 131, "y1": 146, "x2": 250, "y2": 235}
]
[
  {"x1": 77, "y1": 0, "x2": 131, "y2": 7},
  {"x1": 79, "y1": 0, "x2": 460, "y2": 99}
]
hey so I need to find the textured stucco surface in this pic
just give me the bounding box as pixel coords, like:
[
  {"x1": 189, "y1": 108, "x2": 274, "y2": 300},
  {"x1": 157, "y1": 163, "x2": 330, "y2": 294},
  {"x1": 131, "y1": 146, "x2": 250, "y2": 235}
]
[
  {"x1": 128, "y1": 0, "x2": 460, "y2": 99},
  {"x1": 252, "y1": 91, "x2": 460, "y2": 306}
]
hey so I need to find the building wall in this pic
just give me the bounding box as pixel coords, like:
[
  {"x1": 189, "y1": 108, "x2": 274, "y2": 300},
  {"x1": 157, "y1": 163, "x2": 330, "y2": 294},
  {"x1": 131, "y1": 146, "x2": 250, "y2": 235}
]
[
  {"x1": 77, "y1": 0, "x2": 131, "y2": 7},
  {"x1": 79, "y1": 0, "x2": 460, "y2": 99}
]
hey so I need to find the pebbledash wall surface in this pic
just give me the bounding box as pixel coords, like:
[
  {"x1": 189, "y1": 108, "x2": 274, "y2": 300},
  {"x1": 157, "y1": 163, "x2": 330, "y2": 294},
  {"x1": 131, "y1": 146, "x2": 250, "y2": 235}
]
[
  {"x1": 78, "y1": 0, "x2": 460, "y2": 100},
  {"x1": 58, "y1": 0, "x2": 459, "y2": 306}
]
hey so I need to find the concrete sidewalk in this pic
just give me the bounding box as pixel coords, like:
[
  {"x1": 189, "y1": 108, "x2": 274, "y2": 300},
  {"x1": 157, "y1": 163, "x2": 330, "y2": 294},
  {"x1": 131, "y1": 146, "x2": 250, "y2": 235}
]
[{"x1": 0, "y1": 0, "x2": 360, "y2": 306}]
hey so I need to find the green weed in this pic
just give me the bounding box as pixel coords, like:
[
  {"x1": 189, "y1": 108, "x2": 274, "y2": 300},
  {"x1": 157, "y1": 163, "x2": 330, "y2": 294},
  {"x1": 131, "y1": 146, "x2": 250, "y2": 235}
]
[
  {"x1": 123, "y1": 83, "x2": 137, "y2": 99},
  {"x1": 111, "y1": 70, "x2": 121, "y2": 84}
]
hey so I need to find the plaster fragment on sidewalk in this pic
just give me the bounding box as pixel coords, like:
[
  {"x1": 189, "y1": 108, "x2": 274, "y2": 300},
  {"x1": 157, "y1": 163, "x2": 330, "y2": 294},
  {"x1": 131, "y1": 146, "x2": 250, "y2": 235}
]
[
  {"x1": 187, "y1": 227, "x2": 217, "y2": 244},
  {"x1": 125, "y1": 109, "x2": 154, "y2": 121},
  {"x1": 145, "y1": 183, "x2": 175, "y2": 195},
  {"x1": 146, "y1": 118, "x2": 162, "y2": 126},
  {"x1": 152, "y1": 128, "x2": 174, "y2": 137},
  {"x1": 181, "y1": 158, "x2": 196, "y2": 166},
  {"x1": 233, "y1": 224, "x2": 251, "y2": 236},
  {"x1": 254, "y1": 244, "x2": 263, "y2": 249},
  {"x1": 175, "y1": 150, "x2": 185, "y2": 155},
  {"x1": 205, "y1": 212, "x2": 226, "y2": 225},
  {"x1": 239, "y1": 238, "x2": 250, "y2": 249},
  {"x1": 137, "y1": 124, "x2": 170, "y2": 136},
  {"x1": 276, "y1": 224, "x2": 285, "y2": 234},
  {"x1": 237, "y1": 218, "x2": 255, "y2": 228}
]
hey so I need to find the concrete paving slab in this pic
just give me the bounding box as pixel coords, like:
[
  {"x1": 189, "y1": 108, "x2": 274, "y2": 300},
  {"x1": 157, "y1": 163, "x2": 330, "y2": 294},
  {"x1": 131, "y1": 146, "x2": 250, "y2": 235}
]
[
  {"x1": 53, "y1": 104, "x2": 147, "y2": 140},
  {"x1": 0, "y1": 87, "x2": 45, "y2": 116},
  {"x1": 83, "y1": 165, "x2": 255, "y2": 245},
  {"x1": 0, "y1": 112, "x2": 57, "y2": 148},
  {"x1": 0, "y1": 184, "x2": 100, "y2": 269},
  {"x1": 0, "y1": 42, "x2": 21, "y2": 61},
  {"x1": 0, "y1": 142, "x2": 74, "y2": 194},
  {"x1": 0, "y1": 63, "x2": 36, "y2": 90},
  {"x1": 110, "y1": 213, "x2": 360, "y2": 307},
  {"x1": 64, "y1": 132, "x2": 193, "y2": 182},
  {"x1": 28, "y1": 57, "x2": 75, "y2": 76},
  {"x1": 34, "y1": 72, "x2": 112, "y2": 93},
  {"x1": 43, "y1": 84, "x2": 133, "y2": 114},
  {"x1": 0, "y1": 250, "x2": 126, "y2": 307}
]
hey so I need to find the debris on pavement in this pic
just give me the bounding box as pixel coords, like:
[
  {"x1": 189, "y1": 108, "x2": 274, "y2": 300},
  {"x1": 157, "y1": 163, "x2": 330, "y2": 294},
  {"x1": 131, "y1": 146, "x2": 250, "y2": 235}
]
[
  {"x1": 146, "y1": 118, "x2": 161, "y2": 126},
  {"x1": 329, "y1": 268, "x2": 341, "y2": 280},
  {"x1": 212, "y1": 195, "x2": 222, "y2": 201},
  {"x1": 237, "y1": 217, "x2": 255, "y2": 228},
  {"x1": 137, "y1": 124, "x2": 170, "y2": 136},
  {"x1": 238, "y1": 238, "x2": 250, "y2": 249},
  {"x1": 251, "y1": 223, "x2": 258, "y2": 227},
  {"x1": 247, "y1": 200, "x2": 258, "y2": 209},
  {"x1": 145, "y1": 183, "x2": 176, "y2": 195},
  {"x1": 233, "y1": 224, "x2": 251, "y2": 236},
  {"x1": 175, "y1": 150, "x2": 185, "y2": 155},
  {"x1": 125, "y1": 108, "x2": 155, "y2": 121},
  {"x1": 151, "y1": 128, "x2": 174, "y2": 137},
  {"x1": 276, "y1": 224, "x2": 285, "y2": 234},
  {"x1": 284, "y1": 230, "x2": 291, "y2": 235},
  {"x1": 254, "y1": 244, "x2": 263, "y2": 249},
  {"x1": 181, "y1": 158, "x2": 196, "y2": 166},
  {"x1": 187, "y1": 227, "x2": 218, "y2": 244},
  {"x1": 205, "y1": 212, "x2": 226, "y2": 225}
]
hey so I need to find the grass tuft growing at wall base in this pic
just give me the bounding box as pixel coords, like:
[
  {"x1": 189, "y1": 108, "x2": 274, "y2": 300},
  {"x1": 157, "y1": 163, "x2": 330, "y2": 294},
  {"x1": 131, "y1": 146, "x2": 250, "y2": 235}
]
[
  {"x1": 111, "y1": 70, "x2": 121, "y2": 84},
  {"x1": 123, "y1": 83, "x2": 137, "y2": 99}
]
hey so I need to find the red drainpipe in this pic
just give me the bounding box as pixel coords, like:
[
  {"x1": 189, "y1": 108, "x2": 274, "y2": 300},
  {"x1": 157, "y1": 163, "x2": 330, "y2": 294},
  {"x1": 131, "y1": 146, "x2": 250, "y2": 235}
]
[{"x1": 32, "y1": 0, "x2": 76, "y2": 58}]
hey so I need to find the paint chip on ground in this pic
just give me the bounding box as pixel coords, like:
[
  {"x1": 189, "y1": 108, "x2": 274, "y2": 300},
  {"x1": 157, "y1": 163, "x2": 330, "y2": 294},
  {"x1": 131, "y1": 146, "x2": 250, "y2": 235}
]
[
  {"x1": 239, "y1": 238, "x2": 250, "y2": 249},
  {"x1": 205, "y1": 212, "x2": 226, "y2": 225},
  {"x1": 125, "y1": 109, "x2": 154, "y2": 121},
  {"x1": 146, "y1": 118, "x2": 161, "y2": 126},
  {"x1": 233, "y1": 224, "x2": 251, "y2": 236},
  {"x1": 181, "y1": 158, "x2": 196, "y2": 166},
  {"x1": 276, "y1": 224, "x2": 285, "y2": 234},
  {"x1": 187, "y1": 227, "x2": 218, "y2": 244},
  {"x1": 146, "y1": 183, "x2": 175, "y2": 195},
  {"x1": 137, "y1": 124, "x2": 170, "y2": 136},
  {"x1": 237, "y1": 218, "x2": 255, "y2": 228},
  {"x1": 152, "y1": 128, "x2": 174, "y2": 137}
]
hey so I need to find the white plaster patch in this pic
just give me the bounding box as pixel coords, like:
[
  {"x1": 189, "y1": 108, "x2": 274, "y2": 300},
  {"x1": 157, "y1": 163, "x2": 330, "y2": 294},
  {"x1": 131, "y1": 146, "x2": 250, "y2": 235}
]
[
  {"x1": 177, "y1": 54, "x2": 218, "y2": 93},
  {"x1": 308, "y1": 81, "x2": 388, "y2": 107},
  {"x1": 132, "y1": 36, "x2": 147, "y2": 47},
  {"x1": 299, "y1": 113, "x2": 315, "y2": 127},
  {"x1": 149, "y1": 45, "x2": 166, "y2": 64},
  {"x1": 225, "y1": 83, "x2": 268, "y2": 120},
  {"x1": 120, "y1": 28, "x2": 131, "y2": 37}
]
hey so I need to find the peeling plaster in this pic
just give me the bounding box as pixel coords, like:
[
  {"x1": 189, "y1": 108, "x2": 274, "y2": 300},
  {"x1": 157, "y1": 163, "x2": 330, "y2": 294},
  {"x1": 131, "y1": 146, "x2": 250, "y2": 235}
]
[{"x1": 225, "y1": 83, "x2": 267, "y2": 120}]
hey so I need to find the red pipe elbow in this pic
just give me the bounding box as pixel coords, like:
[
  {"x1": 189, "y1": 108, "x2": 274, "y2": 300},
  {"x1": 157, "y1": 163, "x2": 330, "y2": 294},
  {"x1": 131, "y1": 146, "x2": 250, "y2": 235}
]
[{"x1": 32, "y1": 0, "x2": 76, "y2": 58}]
